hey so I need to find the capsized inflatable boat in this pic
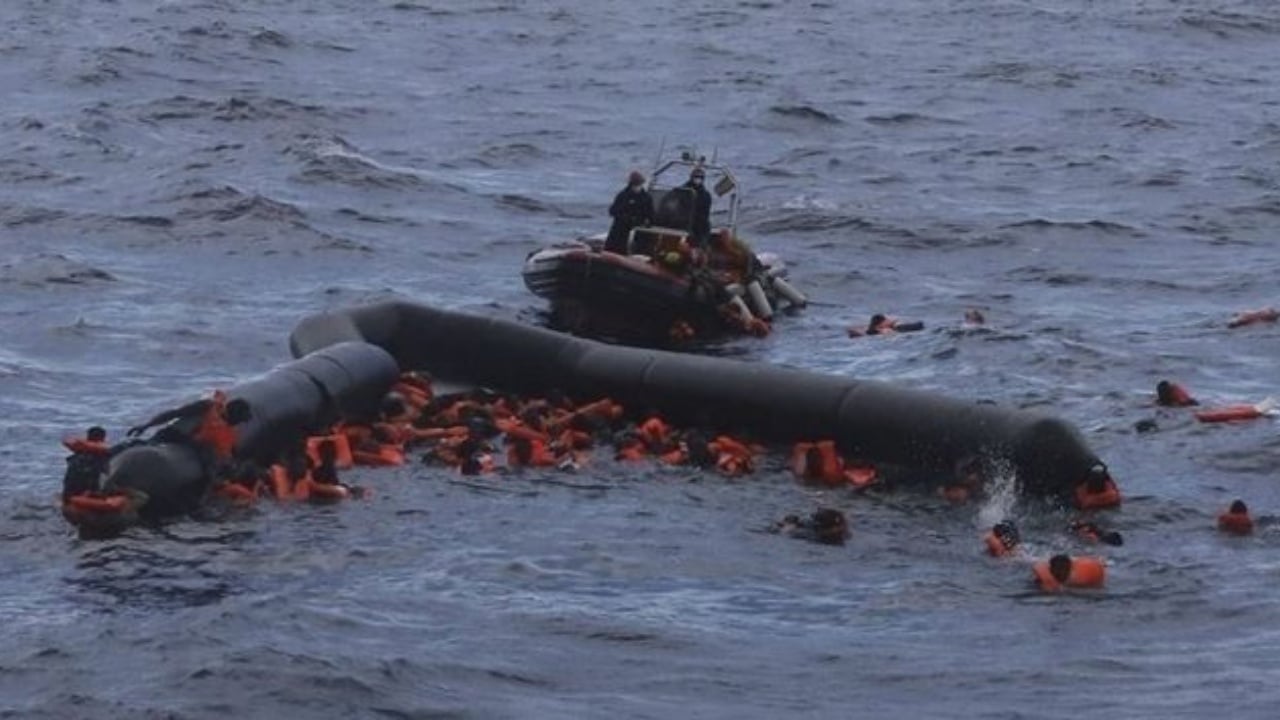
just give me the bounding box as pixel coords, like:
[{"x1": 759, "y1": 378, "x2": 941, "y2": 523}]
[
  {"x1": 83, "y1": 299, "x2": 1102, "y2": 536},
  {"x1": 289, "y1": 300, "x2": 1102, "y2": 497},
  {"x1": 74, "y1": 341, "x2": 399, "y2": 536}
]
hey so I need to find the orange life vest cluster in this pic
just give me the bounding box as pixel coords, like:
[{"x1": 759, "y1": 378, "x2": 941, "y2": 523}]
[
  {"x1": 789, "y1": 440, "x2": 878, "y2": 490},
  {"x1": 384, "y1": 385, "x2": 767, "y2": 479}
]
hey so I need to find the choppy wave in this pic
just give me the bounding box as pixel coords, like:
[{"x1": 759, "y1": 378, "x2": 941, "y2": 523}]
[
  {"x1": 1001, "y1": 218, "x2": 1144, "y2": 235},
  {"x1": 767, "y1": 105, "x2": 842, "y2": 125},
  {"x1": 0, "y1": 253, "x2": 116, "y2": 287},
  {"x1": 6, "y1": 0, "x2": 1280, "y2": 716},
  {"x1": 1179, "y1": 10, "x2": 1280, "y2": 38},
  {"x1": 287, "y1": 135, "x2": 436, "y2": 190}
]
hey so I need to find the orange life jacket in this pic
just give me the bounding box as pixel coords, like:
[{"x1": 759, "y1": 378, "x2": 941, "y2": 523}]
[
  {"x1": 1075, "y1": 479, "x2": 1121, "y2": 510},
  {"x1": 353, "y1": 445, "x2": 406, "y2": 467},
  {"x1": 843, "y1": 462, "x2": 878, "y2": 489},
  {"x1": 1160, "y1": 383, "x2": 1197, "y2": 407},
  {"x1": 1194, "y1": 404, "x2": 1265, "y2": 423},
  {"x1": 551, "y1": 398, "x2": 623, "y2": 432},
  {"x1": 638, "y1": 417, "x2": 671, "y2": 450},
  {"x1": 405, "y1": 425, "x2": 469, "y2": 444},
  {"x1": 62, "y1": 438, "x2": 111, "y2": 456},
  {"x1": 215, "y1": 482, "x2": 258, "y2": 506},
  {"x1": 1032, "y1": 557, "x2": 1106, "y2": 592},
  {"x1": 1067, "y1": 557, "x2": 1106, "y2": 588},
  {"x1": 292, "y1": 476, "x2": 315, "y2": 501},
  {"x1": 1217, "y1": 510, "x2": 1254, "y2": 536},
  {"x1": 506, "y1": 439, "x2": 557, "y2": 468},
  {"x1": 192, "y1": 399, "x2": 237, "y2": 462},
  {"x1": 268, "y1": 465, "x2": 292, "y2": 500},
  {"x1": 615, "y1": 441, "x2": 647, "y2": 461},
  {"x1": 715, "y1": 452, "x2": 752, "y2": 476},
  {"x1": 306, "y1": 434, "x2": 354, "y2": 470},
  {"x1": 791, "y1": 441, "x2": 842, "y2": 484},
  {"x1": 65, "y1": 492, "x2": 129, "y2": 514},
  {"x1": 496, "y1": 417, "x2": 550, "y2": 443}
]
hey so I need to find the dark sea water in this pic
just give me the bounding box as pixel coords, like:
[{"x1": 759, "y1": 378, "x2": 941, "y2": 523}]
[{"x1": 3, "y1": 1, "x2": 1279, "y2": 717}]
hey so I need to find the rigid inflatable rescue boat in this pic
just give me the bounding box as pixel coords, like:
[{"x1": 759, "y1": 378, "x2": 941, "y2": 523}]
[{"x1": 522, "y1": 152, "x2": 807, "y2": 341}]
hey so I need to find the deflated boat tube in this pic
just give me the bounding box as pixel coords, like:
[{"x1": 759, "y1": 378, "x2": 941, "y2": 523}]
[
  {"x1": 101, "y1": 341, "x2": 399, "y2": 521},
  {"x1": 290, "y1": 300, "x2": 1102, "y2": 497}
]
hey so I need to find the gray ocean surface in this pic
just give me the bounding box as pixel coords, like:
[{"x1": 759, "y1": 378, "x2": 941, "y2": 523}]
[{"x1": 3, "y1": 1, "x2": 1279, "y2": 718}]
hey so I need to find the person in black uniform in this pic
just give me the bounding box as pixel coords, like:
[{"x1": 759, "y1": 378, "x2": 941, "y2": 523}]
[
  {"x1": 605, "y1": 170, "x2": 654, "y2": 254},
  {"x1": 683, "y1": 166, "x2": 713, "y2": 247}
]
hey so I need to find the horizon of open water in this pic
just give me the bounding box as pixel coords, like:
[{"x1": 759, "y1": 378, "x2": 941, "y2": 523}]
[{"x1": 2, "y1": 1, "x2": 1279, "y2": 718}]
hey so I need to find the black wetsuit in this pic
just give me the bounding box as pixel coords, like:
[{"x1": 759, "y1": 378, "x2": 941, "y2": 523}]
[
  {"x1": 606, "y1": 185, "x2": 654, "y2": 254},
  {"x1": 62, "y1": 450, "x2": 109, "y2": 500},
  {"x1": 683, "y1": 180, "x2": 713, "y2": 247}
]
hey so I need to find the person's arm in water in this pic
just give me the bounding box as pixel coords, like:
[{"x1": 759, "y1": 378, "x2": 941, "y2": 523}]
[{"x1": 127, "y1": 399, "x2": 209, "y2": 437}]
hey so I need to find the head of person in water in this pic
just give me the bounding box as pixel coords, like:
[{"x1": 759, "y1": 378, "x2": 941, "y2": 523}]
[
  {"x1": 1048, "y1": 554, "x2": 1073, "y2": 583},
  {"x1": 867, "y1": 314, "x2": 888, "y2": 334},
  {"x1": 225, "y1": 398, "x2": 252, "y2": 426},
  {"x1": 381, "y1": 394, "x2": 408, "y2": 421},
  {"x1": 1085, "y1": 463, "x2": 1110, "y2": 493},
  {"x1": 811, "y1": 508, "x2": 850, "y2": 545},
  {"x1": 628, "y1": 170, "x2": 645, "y2": 189},
  {"x1": 993, "y1": 520, "x2": 1020, "y2": 548},
  {"x1": 1229, "y1": 499, "x2": 1248, "y2": 515},
  {"x1": 1155, "y1": 380, "x2": 1176, "y2": 405},
  {"x1": 87, "y1": 426, "x2": 107, "y2": 442}
]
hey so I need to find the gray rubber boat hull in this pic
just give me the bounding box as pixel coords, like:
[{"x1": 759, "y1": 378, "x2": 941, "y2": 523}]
[{"x1": 290, "y1": 300, "x2": 1101, "y2": 497}]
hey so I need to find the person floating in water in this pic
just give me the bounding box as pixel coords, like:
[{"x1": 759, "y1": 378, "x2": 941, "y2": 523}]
[
  {"x1": 1155, "y1": 380, "x2": 1197, "y2": 407},
  {"x1": 848, "y1": 313, "x2": 925, "y2": 338},
  {"x1": 127, "y1": 390, "x2": 252, "y2": 477},
  {"x1": 1217, "y1": 499, "x2": 1253, "y2": 536},
  {"x1": 1074, "y1": 462, "x2": 1121, "y2": 510},
  {"x1": 983, "y1": 520, "x2": 1021, "y2": 557},
  {"x1": 1032, "y1": 554, "x2": 1106, "y2": 593},
  {"x1": 771, "y1": 508, "x2": 850, "y2": 546},
  {"x1": 605, "y1": 170, "x2": 654, "y2": 254},
  {"x1": 61, "y1": 426, "x2": 112, "y2": 500}
]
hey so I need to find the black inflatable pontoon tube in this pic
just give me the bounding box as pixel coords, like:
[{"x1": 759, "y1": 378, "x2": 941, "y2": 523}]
[
  {"x1": 102, "y1": 341, "x2": 399, "y2": 521},
  {"x1": 290, "y1": 301, "x2": 1101, "y2": 496}
]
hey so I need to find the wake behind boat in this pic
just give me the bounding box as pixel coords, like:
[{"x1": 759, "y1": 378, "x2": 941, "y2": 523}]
[{"x1": 523, "y1": 151, "x2": 807, "y2": 343}]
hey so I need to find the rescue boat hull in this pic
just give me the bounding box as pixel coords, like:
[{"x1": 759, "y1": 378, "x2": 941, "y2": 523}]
[{"x1": 522, "y1": 241, "x2": 728, "y2": 339}]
